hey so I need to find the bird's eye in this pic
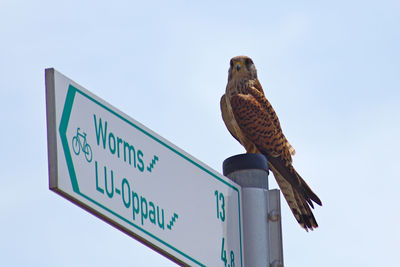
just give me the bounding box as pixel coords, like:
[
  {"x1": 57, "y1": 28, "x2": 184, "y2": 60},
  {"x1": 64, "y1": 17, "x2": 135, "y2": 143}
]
[
  {"x1": 245, "y1": 58, "x2": 253, "y2": 66},
  {"x1": 230, "y1": 59, "x2": 233, "y2": 68}
]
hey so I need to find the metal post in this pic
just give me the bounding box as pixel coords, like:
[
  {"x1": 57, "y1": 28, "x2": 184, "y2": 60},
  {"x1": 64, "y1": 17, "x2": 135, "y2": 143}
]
[{"x1": 223, "y1": 154, "x2": 284, "y2": 267}]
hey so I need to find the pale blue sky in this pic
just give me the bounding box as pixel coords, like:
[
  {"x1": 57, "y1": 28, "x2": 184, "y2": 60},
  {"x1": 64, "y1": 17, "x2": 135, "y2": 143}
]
[{"x1": 1, "y1": 0, "x2": 400, "y2": 266}]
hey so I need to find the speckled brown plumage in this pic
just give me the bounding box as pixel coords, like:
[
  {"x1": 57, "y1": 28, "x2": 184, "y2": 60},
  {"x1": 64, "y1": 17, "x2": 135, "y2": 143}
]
[{"x1": 221, "y1": 55, "x2": 322, "y2": 230}]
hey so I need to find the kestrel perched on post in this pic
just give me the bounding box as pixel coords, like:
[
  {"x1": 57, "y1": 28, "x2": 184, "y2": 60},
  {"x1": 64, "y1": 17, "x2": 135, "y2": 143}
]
[{"x1": 220, "y1": 55, "x2": 322, "y2": 230}]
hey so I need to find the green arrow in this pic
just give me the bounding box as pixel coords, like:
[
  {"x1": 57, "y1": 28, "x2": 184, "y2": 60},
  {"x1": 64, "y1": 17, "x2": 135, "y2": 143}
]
[{"x1": 59, "y1": 85, "x2": 80, "y2": 193}]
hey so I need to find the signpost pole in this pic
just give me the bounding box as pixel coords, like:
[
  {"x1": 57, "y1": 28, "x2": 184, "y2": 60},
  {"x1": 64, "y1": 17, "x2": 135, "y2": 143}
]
[{"x1": 223, "y1": 154, "x2": 284, "y2": 267}]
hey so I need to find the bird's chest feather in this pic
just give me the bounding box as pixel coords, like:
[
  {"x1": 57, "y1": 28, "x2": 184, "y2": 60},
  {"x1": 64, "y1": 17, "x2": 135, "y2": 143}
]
[
  {"x1": 224, "y1": 81, "x2": 259, "y2": 153},
  {"x1": 226, "y1": 79, "x2": 251, "y2": 97}
]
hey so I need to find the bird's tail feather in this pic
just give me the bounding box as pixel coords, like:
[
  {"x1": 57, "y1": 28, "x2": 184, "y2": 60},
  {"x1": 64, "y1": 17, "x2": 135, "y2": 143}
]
[
  {"x1": 269, "y1": 163, "x2": 321, "y2": 231},
  {"x1": 266, "y1": 154, "x2": 322, "y2": 207}
]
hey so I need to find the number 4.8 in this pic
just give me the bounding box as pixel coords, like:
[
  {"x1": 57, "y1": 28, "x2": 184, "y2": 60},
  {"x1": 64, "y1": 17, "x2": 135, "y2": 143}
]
[
  {"x1": 221, "y1": 238, "x2": 235, "y2": 267},
  {"x1": 214, "y1": 190, "x2": 225, "y2": 222}
]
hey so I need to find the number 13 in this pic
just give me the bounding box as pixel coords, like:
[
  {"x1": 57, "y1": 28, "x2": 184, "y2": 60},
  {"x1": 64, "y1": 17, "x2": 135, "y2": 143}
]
[{"x1": 215, "y1": 190, "x2": 225, "y2": 222}]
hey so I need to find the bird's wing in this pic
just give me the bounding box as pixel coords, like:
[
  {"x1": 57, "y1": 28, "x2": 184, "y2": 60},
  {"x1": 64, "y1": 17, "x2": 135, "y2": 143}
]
[
  {"x1": 229, "y1": 87, "x2": 321, "y2": 230},
  {"x1": 220, "y1": 94, "x2": 240, "y2": 143},
  {"x1": 253, "y1": 80, "x2": 296, "y2": 156},
  {"x1": 229, "y1": 89, "x2": 293, "y2": 164}
]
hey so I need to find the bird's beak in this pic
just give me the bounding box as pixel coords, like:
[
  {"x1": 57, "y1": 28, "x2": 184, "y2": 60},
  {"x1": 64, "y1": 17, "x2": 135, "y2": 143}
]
[{"x1": 235, "y1": 63, "x2": 242, "y2": 71}]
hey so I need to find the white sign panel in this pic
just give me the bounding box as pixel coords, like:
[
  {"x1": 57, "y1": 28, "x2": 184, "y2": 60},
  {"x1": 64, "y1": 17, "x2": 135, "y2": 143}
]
[{"x1": 45, "y1": 69, "x2": 244, "y2": 266}]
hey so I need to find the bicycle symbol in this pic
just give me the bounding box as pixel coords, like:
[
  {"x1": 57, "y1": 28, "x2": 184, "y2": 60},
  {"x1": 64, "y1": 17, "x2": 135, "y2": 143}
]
[{"x1": 72, "y1": 127, "x2": 93, "y2": 163}]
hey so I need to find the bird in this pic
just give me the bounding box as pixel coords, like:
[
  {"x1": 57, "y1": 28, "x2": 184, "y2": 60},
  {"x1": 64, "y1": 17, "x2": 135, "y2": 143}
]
[{"x1": 220, "y1": 55, "x2": 322, "y2": 230}]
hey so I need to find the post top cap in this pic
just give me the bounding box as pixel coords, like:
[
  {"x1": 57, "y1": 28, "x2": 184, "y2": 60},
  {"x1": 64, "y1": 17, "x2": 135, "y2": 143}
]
[{"x1": 223, "y1": 153, "x2": 269, "y2": 176}]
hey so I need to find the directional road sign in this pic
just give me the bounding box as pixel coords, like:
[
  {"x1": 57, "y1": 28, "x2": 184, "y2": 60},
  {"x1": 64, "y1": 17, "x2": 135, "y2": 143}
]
[{"x1": 45, "y1": 69, "x2": 244, "y2": 266}]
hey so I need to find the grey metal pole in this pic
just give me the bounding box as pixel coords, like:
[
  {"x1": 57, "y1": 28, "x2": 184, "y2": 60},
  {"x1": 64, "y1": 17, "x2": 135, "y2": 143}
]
[{"x1": 223, "y1": 154, "x2": 284, "y2": 267}]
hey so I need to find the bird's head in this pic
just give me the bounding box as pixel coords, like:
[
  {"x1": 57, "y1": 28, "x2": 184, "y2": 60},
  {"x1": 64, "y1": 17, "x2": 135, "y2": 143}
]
[{"x1": 228, "y1": 55, "x2": 258, "y2": 82}]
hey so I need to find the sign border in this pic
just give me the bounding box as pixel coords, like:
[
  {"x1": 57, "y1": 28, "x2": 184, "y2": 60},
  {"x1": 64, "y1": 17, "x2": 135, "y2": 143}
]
[{"x1": 46, "y1": 68, "x2": 243, "y2": 266}]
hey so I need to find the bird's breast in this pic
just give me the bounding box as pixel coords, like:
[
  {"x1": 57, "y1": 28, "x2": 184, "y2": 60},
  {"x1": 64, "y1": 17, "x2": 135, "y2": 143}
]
[
  {"x1": 223, "y1": 83, "x2": 260, "y2": 154},
  {"x1": 225, "y1": 79, "x2": 251, "y2": 98}
]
